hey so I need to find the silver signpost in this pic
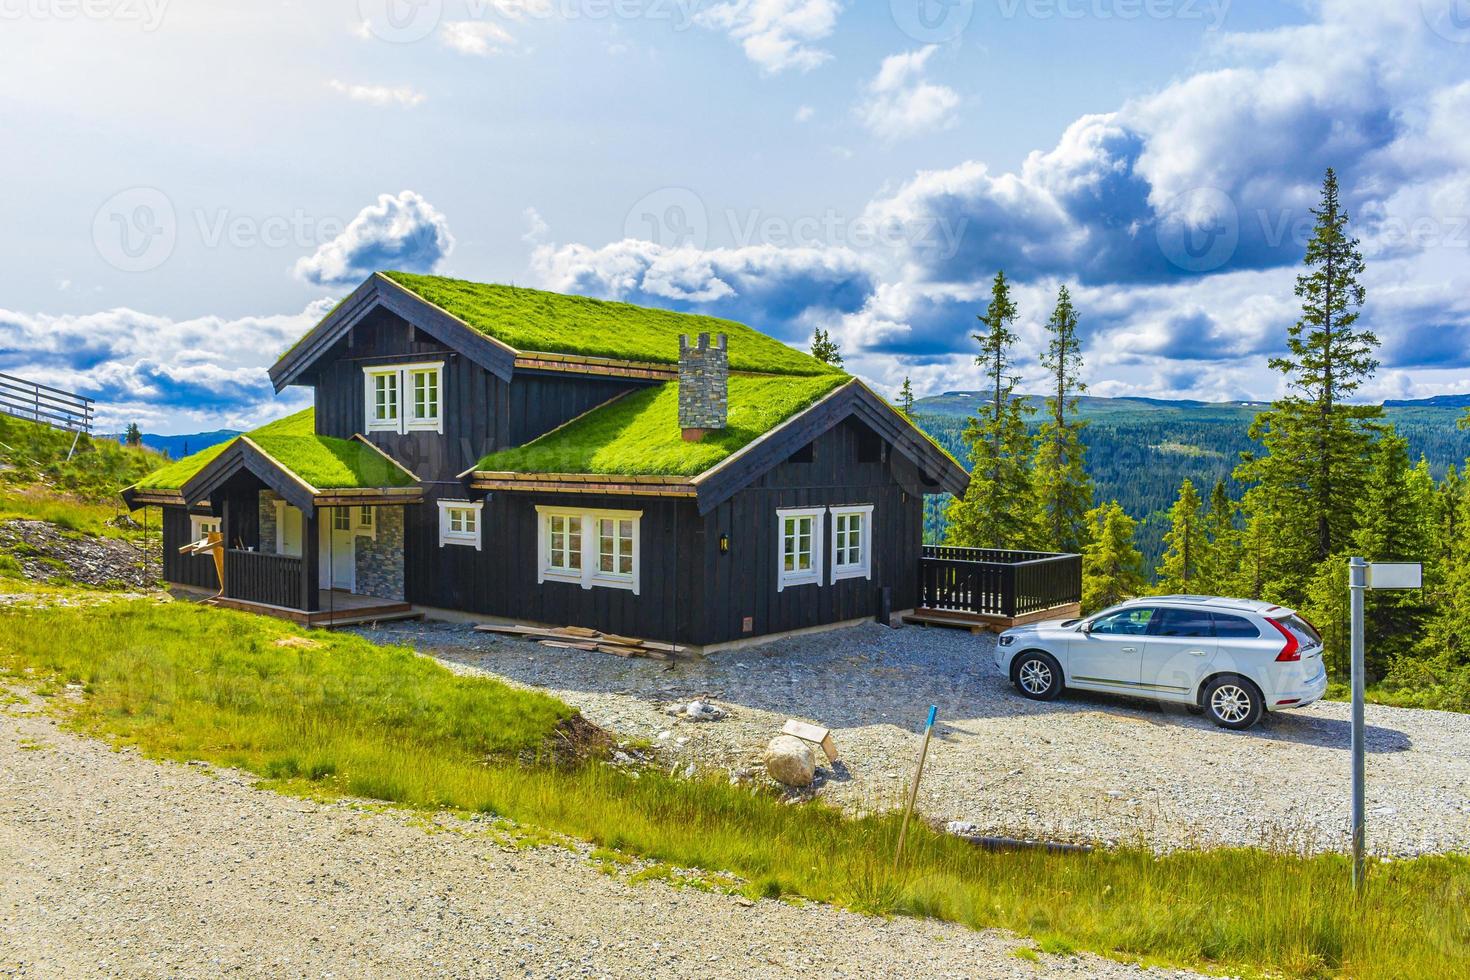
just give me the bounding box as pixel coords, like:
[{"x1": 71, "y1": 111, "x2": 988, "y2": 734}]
[{"x1": 1347, "y1": 558, "x2": 1422, "y2": 891}]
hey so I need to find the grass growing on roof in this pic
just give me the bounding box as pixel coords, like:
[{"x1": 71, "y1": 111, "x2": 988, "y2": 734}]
[
  {"x1": 132, "y1": 408, "x2": 416, "y2": 491},
  {"x1": 382, "y1": 271, "x2": 841, "y2": 377},
  {"x1": 477, "y1": 374, "x2": 849, "y2": 477},
  {"x1": 3, "y1": 599, "x2": 1468, "y2": 979}
]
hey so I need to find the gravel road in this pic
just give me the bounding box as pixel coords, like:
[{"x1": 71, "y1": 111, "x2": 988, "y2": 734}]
[
  {"x1": 0, "y1": 694, "x2": 1197, "y2": 979},
  {"x1": 354, "y1": 621, "x2": 1470, "y2": 856}
]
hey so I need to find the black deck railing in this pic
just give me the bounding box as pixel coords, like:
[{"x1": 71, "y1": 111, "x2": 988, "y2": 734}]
[
  {"x1": 224, "y1": 550, "x2": 303, "y2": 609},
  {"x1": 918, "y1": 545, "x2": 1082, "y2": 618}
]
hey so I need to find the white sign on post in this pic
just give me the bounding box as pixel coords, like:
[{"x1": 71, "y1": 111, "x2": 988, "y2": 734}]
[{"x1": 1367, "y1": 562, "x2": 1423, "y2": 590}]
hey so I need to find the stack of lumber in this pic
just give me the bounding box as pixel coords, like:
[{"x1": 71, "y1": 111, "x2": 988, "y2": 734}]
[{"x1": 473, "y1": 623, "x2": 689, "y2": 660}]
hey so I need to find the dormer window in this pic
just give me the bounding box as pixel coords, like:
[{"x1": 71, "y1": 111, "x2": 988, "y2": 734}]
[{"x1": 364, "y1": 362, "x2": 443, "y2": 434}]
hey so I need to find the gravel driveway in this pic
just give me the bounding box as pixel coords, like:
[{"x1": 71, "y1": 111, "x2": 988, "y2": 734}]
[
  {"x1": 355, "y1": 620, "x2": 1470, "y2": 857},
  {"x1": 0, "y1": 694, "x2": 1198, "y2": 979}
]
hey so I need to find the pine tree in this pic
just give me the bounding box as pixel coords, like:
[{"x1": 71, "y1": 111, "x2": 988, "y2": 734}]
[
  {"x1": 1423, "y1": 466, "x2": 1470, "y2": 670},
  {"x1": 124, "y1": 422, "x2": 142, "y2": 447},
  {"x1": 898, "y1": 376, "x2": 915, "y2": 419},
  {"x1": 1350, "y1": 432, "x2": 1432, "y2": 673},
  {"x1": 810, "y1": 328, "x2": 843, "y2": 366},
  {"x1": 1081, "y1": 501, "x2": 1146, "y2": 613},
  {"x1": 1031, "y1": 284, "x2": 1092, "y2": 553},
  {"x1": 1235, "y1": 169, "x2": 1380, "y2": 601},
  {"x1": 1156, "y1": 479, "x2": 1207, "y2": 593},
  {"x1": 1197, "y1": 479, "x2": 1242, "y2": 596},
  {"x1": 945, "y1": 271, "x2": 1035, "y2": 549}
]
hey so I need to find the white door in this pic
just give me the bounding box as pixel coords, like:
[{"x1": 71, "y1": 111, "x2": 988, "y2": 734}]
[
  {"x1": 319, "y1": 508, "x2": 355, "y2": 591},
  {"x1": 1140, "y1": 607, "x2": 1218, "y2": 701},
  {"x1": 277, "y1": 504, "x2": 303, "y2": 558},
  {"x1": 1067, "y1": 606, "x2": 1156, "y2": 689}
]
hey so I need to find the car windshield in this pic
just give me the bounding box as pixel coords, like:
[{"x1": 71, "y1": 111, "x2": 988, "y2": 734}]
[{"x1": 1274, "y1": 614, "x2": 1322, "y2": 649}]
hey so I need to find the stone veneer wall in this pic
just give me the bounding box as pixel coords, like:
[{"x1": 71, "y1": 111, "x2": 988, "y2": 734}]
[
  {"x1": 258, "y1": 491, "x2": 280, "y2": 554},
  {"x1": 355, "y1": 506, "x2": 405, "y2": 601}
]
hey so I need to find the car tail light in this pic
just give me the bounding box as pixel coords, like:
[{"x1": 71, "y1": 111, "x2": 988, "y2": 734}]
[{"x1": 1268, "y1": 618, "x2": 1300, "y2": 662}]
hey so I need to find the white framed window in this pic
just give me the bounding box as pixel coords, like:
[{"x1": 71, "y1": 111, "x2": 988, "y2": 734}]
[
  {"x1": 438, "y1": 499, "x2": 483, "y2": 550},
  {"x1": 190, "y1": 514, "x2": 221, "y2": 542},
  {"x1": 356, "y1": 505, "x2": 376, "y2": 538},
  {"x1": 776, "y1": 507, "x2": 824, "y2": 591},
  {"x1": 364, "y1": 362, "x2": 443, "y2": 434},
  {"x1": 829, "y1": 504, "x2": 874, "y2": 583},
  {"x1": 332, "y1": 507, "x2": 352, "y2": 532},
  {"x1": 536, "y1": 505, "x2": 641, "y2": 594}
]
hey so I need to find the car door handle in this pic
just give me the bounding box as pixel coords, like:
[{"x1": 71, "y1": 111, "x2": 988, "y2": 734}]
[{"x1": 1120, "y1": 646, "x2": 1138, "y2": 654}]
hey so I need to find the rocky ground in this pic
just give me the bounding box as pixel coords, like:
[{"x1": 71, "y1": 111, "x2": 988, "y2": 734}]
[
  {"x1": 0, "y1": 518, "x2": 159, "y2": 589},
  {"x1": 0, "y1": 692, "x2": 1202, "y2": 980},
  {"x1": 353, "y1": 620, "x2": 1470, "y2": 856}
]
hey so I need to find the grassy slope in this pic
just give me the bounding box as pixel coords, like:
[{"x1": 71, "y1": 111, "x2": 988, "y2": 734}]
[
  {"x1": 0, "y1": 414, "x2": 160, "y2": 501},
  {"x1": 134, "y1": 409, "x2": 415, "y2": 491},
  {"x1": 478, "y1": 374, "x2": 849, "y2": 476},
  {"x1": 3, "y1": 599, "x2": 1465, "y2": 979},
  {"x1": 383, "y1": 272, "x2": 840, "y2": 377}
]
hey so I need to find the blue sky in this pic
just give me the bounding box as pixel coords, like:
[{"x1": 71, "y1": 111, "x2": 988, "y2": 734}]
[{"x1": 2, "y1": 0, "x2": 1468, "y2": 432}]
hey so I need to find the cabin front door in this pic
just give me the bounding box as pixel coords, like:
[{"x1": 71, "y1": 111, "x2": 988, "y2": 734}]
[{"x1": 319, "y1": 507, "x2": 355, "y2": 591}]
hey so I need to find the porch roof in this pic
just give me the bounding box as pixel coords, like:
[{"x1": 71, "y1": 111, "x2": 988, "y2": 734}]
[{"x1": 122, "y1": 408, "x2": 421, "y2": 512}]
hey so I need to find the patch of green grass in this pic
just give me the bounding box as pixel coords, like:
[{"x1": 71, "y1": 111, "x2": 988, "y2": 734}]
[
  {"x1": 1011, "y1": 947, "x2": 1040, "y2": 962},
  {"x1": 133, "y1": 409, "x2": 415, "y2": 492},
  {"x1": 477, "y1": 374, "x2": 849, "y2": 476},
  {"x1": 3, "y1": 600, "x2": 1467, "y2": 979},
  {"x1": 0, "y1": 414, "x2": 163, "y2": 501},
  {"x1": 382, "y1": 272, "x2": 840, "y2": 377}
]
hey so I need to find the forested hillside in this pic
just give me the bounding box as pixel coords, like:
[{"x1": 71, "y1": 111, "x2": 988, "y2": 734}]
[{"x1": 914, "y1": 394, "x2": 1470, "y2": 568}]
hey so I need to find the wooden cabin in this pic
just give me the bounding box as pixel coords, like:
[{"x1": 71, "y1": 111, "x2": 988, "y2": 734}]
[{"x1": 123, "y1": 272, "x2": 1079, "y2": 647}]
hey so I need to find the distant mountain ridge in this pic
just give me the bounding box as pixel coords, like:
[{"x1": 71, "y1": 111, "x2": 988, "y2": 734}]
[
  {"x1": 108, "y1": 430, "x2": 241, "y2": 461},
  {"x1": 912, "y1": 391, "x2": 1460, "y2": 417}
]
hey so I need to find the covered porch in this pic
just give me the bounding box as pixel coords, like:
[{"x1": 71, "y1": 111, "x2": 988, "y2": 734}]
[{"x1": 176, "y1": 433, "x2": 423, "y2": 626}]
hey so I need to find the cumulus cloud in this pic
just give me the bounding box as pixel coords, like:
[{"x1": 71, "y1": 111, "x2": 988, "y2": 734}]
[
  {"x1": 0, "y1": 303, "x2": 326, "y2": 432},
  {"x1": 326, "y1": 80, "x2": 426, "y2": 108},
  {"x1": 856, "y1": 47, "x2": 959, "y2": 142},
  {"x1": 694, "y1": 0, "x2": 842, "y2": 75},
  {"x1": 529, "y1": 238, "x2": 875, "y2": 341},
  {"x1": 440, "y1": 20, "x2": 516, "y2": 56},
  {"x1": 293, "y1": 191, "x2": 454, "y2": 288}
]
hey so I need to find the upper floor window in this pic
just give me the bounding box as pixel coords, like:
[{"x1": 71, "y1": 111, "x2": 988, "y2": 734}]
[
  {"x1": 776, "y1": 507, "x2": 823, "y2": 591},
  {"x1": 829, "y1": 504, "x2": 874, "y2": 583},
  {"x1": 537, "y1": 505, "x2": 640, "y2": 594},
  {"x1": 364, "y1": 362, "x2": 443, "y2": 435}
]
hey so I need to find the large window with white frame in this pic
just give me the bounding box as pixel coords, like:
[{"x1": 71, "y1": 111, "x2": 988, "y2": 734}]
[
  {"x1": 537, "y1": 505, "x2": 641, "y2": 594},
  {"x1": 438, "y1": 500, "x2": 483, "y2": 550},
  {"x1": 829, "y1": 504, "x2": 874, "y2": 583},
  {"x1": 189, "y1": 514, "x2": 221, "y2": 543},
  {"x1": 776, "y1": 506, "x2": 824, "y2": 591},
  {"x1": 364, "y1": 362, "x2": 443, "y2": 434}
]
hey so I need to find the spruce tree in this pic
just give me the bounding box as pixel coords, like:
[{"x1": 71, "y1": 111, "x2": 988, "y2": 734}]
[
  {"x1": 1350, "y1": 432, "x2": 1432, "y2": 673},
  {"x1": 1031, "y1": 284, "x2": 1092, "y2": 553},
  {"x1": 1081, "y1": 500, "x2": 1146, "y2": 613},
  {"x1": 124, "y1": 422, "x2": 142, "y2": 447},
  {"x1": 898, "y1": 376, "x2": 915, "y2": 419},
  {"x1": 1235, "y1": 168, "x2": 1380, "y2": 600},
  {"x1": 1197, "y1": 479, "x2": 1242, "y2": 596},
  {"x1": 1156, "y1": 479, "x2": 1207, "y2": 593},
  {"x1": 810, "y1": 328, "x2": 843, "y2": 366},
  {"x1": 1423, "y1": 465, "x2": 1470, "y2": 670},
  {"x1": 946, "y1": 272, "x2": 1035, "y2": 549}
]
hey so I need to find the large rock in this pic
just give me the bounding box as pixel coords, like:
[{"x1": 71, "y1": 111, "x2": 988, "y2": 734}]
[{"x1": 763, "y1": 735, "x2": 816, "y2": 787}]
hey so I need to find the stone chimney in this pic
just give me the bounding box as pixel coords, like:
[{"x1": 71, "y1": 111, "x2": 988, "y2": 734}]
[{"x1": 679, "y1": 332, "x2": 728, "y2": 442}]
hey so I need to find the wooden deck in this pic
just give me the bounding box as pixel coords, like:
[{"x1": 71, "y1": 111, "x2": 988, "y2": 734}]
[
  {"x1": 902, "y1": 602, "x2": 1083, "y2": 634},
  {"x1": 212, "y1": 590, "x2": 422, "y2": 628}
]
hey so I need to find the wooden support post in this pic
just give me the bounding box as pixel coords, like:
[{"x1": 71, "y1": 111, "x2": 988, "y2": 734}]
[
  {"x1": 895, "y1": 705, "x2": 938, "y2": 870},
  {"x1": 301, "y1": 507, "x2": 321, "y2": 612}
]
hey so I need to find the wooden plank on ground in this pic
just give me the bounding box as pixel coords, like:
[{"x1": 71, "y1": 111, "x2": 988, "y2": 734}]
[
  {"x1": 539, "y1": 640, "x2": 599, "y2": 652},
  {"x1": 782, "y1": 719, "x2": 839, "y2": 762}
]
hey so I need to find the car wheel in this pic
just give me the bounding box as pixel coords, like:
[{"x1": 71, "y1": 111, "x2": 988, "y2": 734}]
[
  {"x1": 1202, "y1": 675, "x2": 1263, "y2": 730},
  {"x1": 1012, "y1": 651, "x2": 1064, "y2": 702}
]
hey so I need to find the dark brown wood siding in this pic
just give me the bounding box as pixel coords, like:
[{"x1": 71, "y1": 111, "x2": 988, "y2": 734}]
[{"x1": 161, "y1": 504, "x2": 219, "y2": 591}]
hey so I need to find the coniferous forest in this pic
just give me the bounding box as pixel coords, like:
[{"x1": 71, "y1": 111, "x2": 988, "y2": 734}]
[{"x1": 922, "y1": 170, "x2": 1470, "y2": 711}]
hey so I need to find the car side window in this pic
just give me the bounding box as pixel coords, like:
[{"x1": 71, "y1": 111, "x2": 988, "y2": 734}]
[
  {"x1": 1090, "y1": 607, "x2": 1156, "y2": 635},
  {"x1": 1212, "y1": 613, "x2": 1261, "y2": 639},
  {"x1": 1152, "y1": 608, "x2": 1214, "y2": 638}
]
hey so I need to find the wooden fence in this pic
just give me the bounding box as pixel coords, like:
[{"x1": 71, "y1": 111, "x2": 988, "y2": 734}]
[
  {"x1": 918, "y1": 546, "x2": 1081, "y2": 618},
  {"x1": 224, "y1": 550, "x2": 304, "y2": 609},
  {"x1": 0, "y1": 372, "x2": 94, "y2": 434}
]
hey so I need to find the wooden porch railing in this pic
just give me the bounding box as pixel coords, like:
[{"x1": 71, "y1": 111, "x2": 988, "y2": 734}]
[
  {"x1": 224, "y1": 550, "x2": 304, "y2": 609},
  {"x1": 918, "y1": 546, "x2": 1081, "y2": 618}
]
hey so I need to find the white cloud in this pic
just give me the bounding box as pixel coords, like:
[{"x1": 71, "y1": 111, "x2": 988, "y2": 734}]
[
  {"x1": 856, "y1": 47, "x2": 959, "y2": 142},
  {"x1": 695, "y1": 0, "x2": 842, "y2": 75},
  {"x1": 294, "y1": 191, "x2": 455, "y2": 288},
  {"x1": 794, "y1": 105, "x2": 815, "y2": 123},
  {"x1": 326, "y1": 80, "x2": 426, "y2": 108},
  {"x1": 440, "y1": 20, "x2": 516, "y2": 56}
]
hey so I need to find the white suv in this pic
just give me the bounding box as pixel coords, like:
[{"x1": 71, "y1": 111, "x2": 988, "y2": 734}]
[{"x1": 994, "y1": 596, "x2": 1328, "y2": 729}]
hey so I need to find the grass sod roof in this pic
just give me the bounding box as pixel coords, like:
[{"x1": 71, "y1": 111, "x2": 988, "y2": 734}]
[
  {"x1": 132, "y1": 409, "x2": 417, "y2": 492},
  {"x1": 476, "y1": 374, "x2": 851, "y2": 478},
  {"x1": 380, "y1": 271, "x2": 841, "y2": 377}
]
